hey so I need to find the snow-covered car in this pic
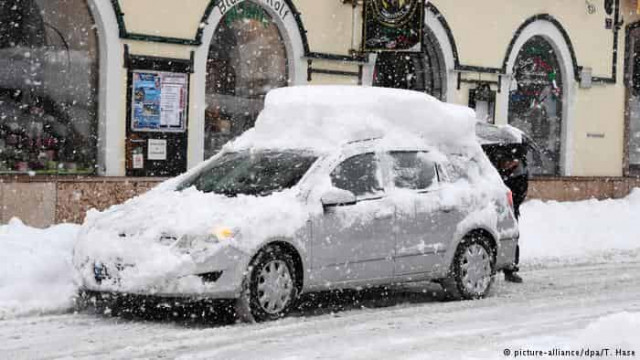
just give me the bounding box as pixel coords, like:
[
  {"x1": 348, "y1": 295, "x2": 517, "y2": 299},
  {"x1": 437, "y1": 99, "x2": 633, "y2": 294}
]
[{"x1": 73, "y1": 86, "x2": 519, "y2": 321}]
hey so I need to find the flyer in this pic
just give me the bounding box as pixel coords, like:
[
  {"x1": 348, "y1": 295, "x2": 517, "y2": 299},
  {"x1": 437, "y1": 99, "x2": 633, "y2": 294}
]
[{"x1": 131, "y1": 71, "x2": 188, "y2": 131}]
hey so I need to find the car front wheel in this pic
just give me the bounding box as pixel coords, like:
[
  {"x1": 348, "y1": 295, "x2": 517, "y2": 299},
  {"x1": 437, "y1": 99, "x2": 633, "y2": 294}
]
[{"x1": 236, "y1": 245, "x2": 299, "y2": 322}]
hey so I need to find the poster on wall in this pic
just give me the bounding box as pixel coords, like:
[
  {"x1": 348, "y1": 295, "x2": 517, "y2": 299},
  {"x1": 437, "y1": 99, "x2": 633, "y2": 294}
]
[
  {"x1": 363, "y1": 0, "x2": 425, "y2": 52},
  {"x1": 131, "y1": 71, "x2": 188, "y2": 132}
]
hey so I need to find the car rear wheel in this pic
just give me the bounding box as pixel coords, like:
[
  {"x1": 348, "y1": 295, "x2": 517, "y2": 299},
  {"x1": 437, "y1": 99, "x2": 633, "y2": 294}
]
[
  {"x1": 236, "y1": 245, "x2": 299, "y2": 322},
  {"x1": 441, "y1": 235, "x2": 495, "y2": 300}
]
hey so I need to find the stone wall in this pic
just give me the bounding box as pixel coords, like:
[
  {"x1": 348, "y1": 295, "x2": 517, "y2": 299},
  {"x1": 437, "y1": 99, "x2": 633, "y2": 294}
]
[
  {"x1": 0, "y1": 177, "x2": 162, "y2": 228},
  {"x1": 2, "y1": 176, "x2": 640, "y2": 228},
  {"x1": 528, "y1": 177, "x2": 640, "y2": 201}
]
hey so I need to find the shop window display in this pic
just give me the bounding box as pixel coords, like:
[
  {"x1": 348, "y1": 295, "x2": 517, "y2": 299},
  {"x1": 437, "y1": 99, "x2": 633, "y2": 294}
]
[
  {"x1": 508, "y1": 36, "x2": 562, "y2": 176},
  {"x1": 204, "y1": 1, "x2": 289, "y2": 159},
  {"x1": 373, "y1": 28, "x2": 446, "y2": 101},
  {"x1": 0, "y1": 0, "x2": 98, "y2": 174}
]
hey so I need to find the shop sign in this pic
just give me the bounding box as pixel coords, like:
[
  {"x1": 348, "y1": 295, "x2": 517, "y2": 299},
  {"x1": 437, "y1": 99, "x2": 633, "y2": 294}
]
[
  {"x1": 131, "y1": 71, "x2": 188, "y2": 132},
  {"x1": 217, "y1": 0, "x2": 290, "y2": 22},
  {"x1": 148, "y1": 139, "x2": 167, "y2": 161},
  {"x1": 363, "y1": 0, "x2": 425, "y2": 52}
]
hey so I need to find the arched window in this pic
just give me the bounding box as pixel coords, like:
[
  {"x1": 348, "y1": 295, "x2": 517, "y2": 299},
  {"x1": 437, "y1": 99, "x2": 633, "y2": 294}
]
[
  {"x1": 372, "y1": 28, "x2": 446, "y2": 100},
  {"x1": 508, "y1": 36, "x2": 563, "y2": 176},
  {"x1": 204, "y1": 1, "x2": 289, "y2": 159},
  {"x1": 0, "y1": 0, "x2": 98, "y2": 174}
]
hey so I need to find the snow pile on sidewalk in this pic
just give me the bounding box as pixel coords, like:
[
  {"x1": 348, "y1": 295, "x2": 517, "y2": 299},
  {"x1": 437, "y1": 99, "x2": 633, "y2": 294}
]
[
  {"x1": 513, "y1": 311, "x2": 640, "y2": 353},
  {"x1": 519, "y1": 188, "x2": 640, "y2": 263},
  {"x1": 0, "y1": 218, "x2": 80, "y2": 319},
  {"x1": 577, "y1": 312, "x2": 640, "y2": 348}
]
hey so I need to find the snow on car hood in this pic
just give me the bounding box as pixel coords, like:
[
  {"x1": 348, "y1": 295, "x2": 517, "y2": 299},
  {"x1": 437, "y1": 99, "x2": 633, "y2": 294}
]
[
  {"x1": 73, "y1": 185, "x2": 312, "y2": 292},
  {"x1": 80, "y1": 186, "x2": 310, "y2": 251}
]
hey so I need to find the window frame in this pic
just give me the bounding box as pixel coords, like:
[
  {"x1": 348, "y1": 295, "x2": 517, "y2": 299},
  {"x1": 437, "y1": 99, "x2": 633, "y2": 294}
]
[{"x1": 329, "y1": 151, "x2": 385, "y2": 201}]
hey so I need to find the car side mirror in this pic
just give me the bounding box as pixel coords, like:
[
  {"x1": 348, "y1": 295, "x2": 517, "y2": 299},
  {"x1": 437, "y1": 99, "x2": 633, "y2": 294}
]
[{"x1": 321, "y1": 188, "x2": 357, "y2": 208}]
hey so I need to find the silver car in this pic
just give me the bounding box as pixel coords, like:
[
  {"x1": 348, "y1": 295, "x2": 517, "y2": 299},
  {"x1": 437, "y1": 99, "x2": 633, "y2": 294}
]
[{"x1": 75, "y1": 139, "x2": 519, "y2": 322}]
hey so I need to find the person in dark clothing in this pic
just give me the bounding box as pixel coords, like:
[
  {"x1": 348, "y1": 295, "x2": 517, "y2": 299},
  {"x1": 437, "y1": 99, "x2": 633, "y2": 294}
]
[
  {"x1": 498, "y1": 156, "x2": 527, "y2": 283},
  {"x1": 482, "y1": 142, "x2": 529, "y2": 283}
]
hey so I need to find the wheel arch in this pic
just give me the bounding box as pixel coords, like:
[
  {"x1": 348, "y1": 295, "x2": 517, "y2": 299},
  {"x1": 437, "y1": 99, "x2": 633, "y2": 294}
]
[
  {"x1": 250, "y1": 239, "x2": 306, "y2": 293},
  {"x1": 444, "y1": 226, "x2": 499, "y2": 274},
  {"x1": 463, "y1": 228, "x2": 498, "y2": 265}
]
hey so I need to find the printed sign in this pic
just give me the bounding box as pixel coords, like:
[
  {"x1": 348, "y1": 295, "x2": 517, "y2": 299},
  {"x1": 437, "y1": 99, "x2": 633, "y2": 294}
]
[
  {"x1": 147, "y1": 139, "x2": 167, "y2": 161},
  {"x1": 363, "y1": 0, "x2": 425, "y2": 52},
  {"x1": 217, "y1": 0, "x2": 290, "y2": 22},
  {"x1": 132, "y1": 152, "x2": 144, "y2": 169},
  {"x1": 131, "y1": 71, "x2": 188, "y2": 132}
]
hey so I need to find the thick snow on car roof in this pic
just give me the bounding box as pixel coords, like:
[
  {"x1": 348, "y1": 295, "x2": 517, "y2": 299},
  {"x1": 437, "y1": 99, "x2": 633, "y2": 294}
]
[{"x1": 229, "y1": 86, "x2": 478, "y2": 152}]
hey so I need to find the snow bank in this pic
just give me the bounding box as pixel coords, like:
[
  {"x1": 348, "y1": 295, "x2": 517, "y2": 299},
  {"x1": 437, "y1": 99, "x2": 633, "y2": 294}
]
[
  {"x1": 230, "y1": 85, "x2": 477, "y2": 152},
  {"x1": 577, "y1": 312, "x2": 640, "y2": 348},
  {"x1": 519, "y1": 189, "x2": 640, "y2": 263},
  {"x1": 513, "y1": 312, "x2": 640, "y2": 355},
  {"x1": 0, "y1": 218, "x2": 80, "y2": 318}
]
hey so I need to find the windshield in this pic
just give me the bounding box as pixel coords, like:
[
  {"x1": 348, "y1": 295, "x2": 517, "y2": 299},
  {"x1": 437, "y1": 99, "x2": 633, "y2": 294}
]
[{"x1": 178, "y1": 151, "x2": 317, "y2": 196}]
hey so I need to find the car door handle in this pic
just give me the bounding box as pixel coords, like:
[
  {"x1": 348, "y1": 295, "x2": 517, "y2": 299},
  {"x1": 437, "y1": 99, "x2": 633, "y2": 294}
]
[
  {"x1": 374, "y1": 210, "x2": 394, "y2": 220},
  {"x1": 440, "y1": 207, "x2": 453, "y2": 213}
]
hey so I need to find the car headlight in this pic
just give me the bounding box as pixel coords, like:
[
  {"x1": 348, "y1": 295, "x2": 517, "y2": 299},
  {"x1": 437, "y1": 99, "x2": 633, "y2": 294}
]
[
  {"x1": 174, "y1": 226, "x2": 240, "y2": 252},
  {"x1": 212, "y1": 226, "x2": 238, "y2": 241}
]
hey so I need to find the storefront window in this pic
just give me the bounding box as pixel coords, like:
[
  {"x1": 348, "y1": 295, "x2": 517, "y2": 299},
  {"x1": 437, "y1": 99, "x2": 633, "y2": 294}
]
[
  {"x1": 373, "y1": 28, "x2": 446, "y2": 100},
  {"x1": 508, "y1": 36, "x2": 562, "y2": 176},
  {"x1": 204, "y1": 1, "x2": 289, "y2": 159},
  {"x1": 0, "y1": 0, "x2": 98, "y2": 174}
]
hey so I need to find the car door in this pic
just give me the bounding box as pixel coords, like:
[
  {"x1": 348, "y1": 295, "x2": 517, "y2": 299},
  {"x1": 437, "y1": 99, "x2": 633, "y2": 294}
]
[
  {"x1": 311, "y1": 152, "x2": 396, "y2": 286},
  {"x1": 387, "y1": 151, "x2": 450, "y2": 277}
]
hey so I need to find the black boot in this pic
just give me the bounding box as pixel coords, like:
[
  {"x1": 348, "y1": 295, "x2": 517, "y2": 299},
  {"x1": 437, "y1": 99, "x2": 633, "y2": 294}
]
[{"x1": 504, "y1": 270, "x2": 523, "y2": 283}]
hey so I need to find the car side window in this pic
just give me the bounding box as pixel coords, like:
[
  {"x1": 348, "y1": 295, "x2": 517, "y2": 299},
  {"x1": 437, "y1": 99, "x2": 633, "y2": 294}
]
[
  {"x1": 389, "y1": 151, "x2": 437, "y2": 190},
  {"x1": 330, "y1": 153, "x2": 383, "y2": 198}
]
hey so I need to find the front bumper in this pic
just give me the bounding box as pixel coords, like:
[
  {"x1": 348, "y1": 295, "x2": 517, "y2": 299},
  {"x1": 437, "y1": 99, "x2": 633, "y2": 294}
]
[{"x1": 77, "y1": 246, "x2": 251, "y2": 300}]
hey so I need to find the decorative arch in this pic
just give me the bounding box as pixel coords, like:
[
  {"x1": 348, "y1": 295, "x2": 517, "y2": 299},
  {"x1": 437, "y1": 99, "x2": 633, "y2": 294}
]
[
  {"x1": 189, "y1": 0, "x2": 308, "y2": 166},
  {"x1": 87, "y1": 0, "x2": 125, "y2": 175},
  {"x1": 424, "y1": 3, "x2": 457, "y2": 101},
  {"x1": 424, "y1": 3, "x2": 459, "y2": 73},
  {"x1": 195, "y1": 0, "x2": 310, "y2": 53},
  {"x1": 502, "y1": 14, "x2": 580, "y2": 80},
  {"x1": 500, "y1": 16, "x2": 577, "y2": 176},
  {"x1": 365, "y1": 2, "x2": 456, "y2": 101}
]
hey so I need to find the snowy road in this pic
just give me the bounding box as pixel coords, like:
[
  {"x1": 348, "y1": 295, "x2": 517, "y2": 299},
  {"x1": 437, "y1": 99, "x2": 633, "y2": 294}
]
[{"x1": 2, "y1": 256, "x2": 639, "y2": 360}]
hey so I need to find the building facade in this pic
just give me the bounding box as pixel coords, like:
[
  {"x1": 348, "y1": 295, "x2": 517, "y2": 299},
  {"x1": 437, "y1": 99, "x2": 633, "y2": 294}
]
[{"x1": 2, "y1": 0, "x2": 640, "y2": 226}]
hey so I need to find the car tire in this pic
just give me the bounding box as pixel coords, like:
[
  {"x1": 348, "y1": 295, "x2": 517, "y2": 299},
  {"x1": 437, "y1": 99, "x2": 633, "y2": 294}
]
[
  {"x1": 236, "y1": 245, "x2": 299, "y2": 322},
  {"x1": 441, "y1": 234, "x2": 495, "y2": 300}
]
